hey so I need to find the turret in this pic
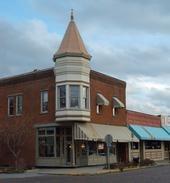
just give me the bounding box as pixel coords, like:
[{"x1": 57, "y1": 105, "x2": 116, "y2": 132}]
[{"x1": 53, "y1": 11, "x2": 91, "y2": 122}]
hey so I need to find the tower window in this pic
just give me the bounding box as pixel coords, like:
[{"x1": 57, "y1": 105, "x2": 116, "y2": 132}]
[
  {"x1": 58, "y1": 85, "x2": 66, "y2": 108},
  {"x1": 70, "y1": 85, "x2": 80, "y2": 108},
  {"x1": 82, "y1": 86, "x2": 88, "y2": 109}
]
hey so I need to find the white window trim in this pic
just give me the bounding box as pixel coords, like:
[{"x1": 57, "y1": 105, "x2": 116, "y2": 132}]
[
  {"x1": 57, "y1": 85, "x2": 67, "y2": 109},
  {"x1": 69, "y1": 85, "x2": 80, "y2": 108},
  {"x1": 16, "y1": 95, "x2": 23, "y2": 115},
  {"x1": 112, "y1": 107, "x2": 115, "y2": 117}
]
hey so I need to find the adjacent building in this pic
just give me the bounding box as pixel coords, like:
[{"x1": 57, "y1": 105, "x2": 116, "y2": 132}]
[{"x1": 127, "y1": 110, "x2": 170, "y2": 161}]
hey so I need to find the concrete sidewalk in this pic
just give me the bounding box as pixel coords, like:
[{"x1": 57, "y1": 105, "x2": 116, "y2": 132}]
[
  {"x1": 26, "y1": 166, "x2": 117, "y2": 175},
  {"x1": 26, "y1": 160, "x2": 170, "y2": 176}
]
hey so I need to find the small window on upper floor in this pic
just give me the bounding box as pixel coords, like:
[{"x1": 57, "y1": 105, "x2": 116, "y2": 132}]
[
  {"x1": 70, "y1": 85, "x2": 80, "y2": 108},
  {"x1": 58, "y1": 85, "x2": 66, "y2": 109},
  {"x1": 82, "y1": 86, "x2": 89, "y2": 109},
  {"x1": 112, "y1": 108, "x2": 119, "y2": 117},
  {"x1": 96, "y1": 105, "x2": 102, "y2": 114},
  {"x1": 16, "y1": 95, "x2": 23, "y2": 115},
  {"x1": 41, "y1": 90, "x2": 48, "y2": 113},
  {"x1": 8, "y1": 96, "x2": 15, "y2": 116}
]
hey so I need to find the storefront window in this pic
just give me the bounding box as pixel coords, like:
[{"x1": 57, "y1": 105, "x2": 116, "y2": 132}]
[
  {"x1": 38, "y1": 127, "x2": 55, "y2": 157},
  {"x1": 164, "y1": 142, "x2": 170, "y2": 151},
  {"x1": 145, "y1": 141, "x2": 161, "y2": 149},
  {"x1": 88, "y1": 141, "x2": 97, "y2": 155},
  {"x1": 131, "y1": 142, "x2": 139, "y2": 150},
  {"x1": 97, "y1": 142, "x2": 106, "y2": 156}
]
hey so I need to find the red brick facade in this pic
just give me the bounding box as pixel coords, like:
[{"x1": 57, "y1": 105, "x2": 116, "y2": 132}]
[
  {"x1": 0, "y1": 69, "x2": 55, "y2": 167},
  {"x1": 0, "y1": 68, "x2": 127, "y2": 167},
  {"x1": 90, "y1": 70, "x2": 126, "y2": 126},
  {"x1": 127, "y1": 110, "x2": 161, "y2": 127}
]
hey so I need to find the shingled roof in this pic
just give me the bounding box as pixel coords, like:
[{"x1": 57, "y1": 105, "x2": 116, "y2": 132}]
[{"x1": 53, "y1": 11, "x2": 91, "y2": 61}]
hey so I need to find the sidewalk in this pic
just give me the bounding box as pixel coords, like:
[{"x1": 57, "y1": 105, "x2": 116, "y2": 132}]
[
  {"x1": 26, "y1": 160, "x2": 170, "y2": 176},
  {"x1": 26, "y1": 165, "x2": 117, "y2": 175}
]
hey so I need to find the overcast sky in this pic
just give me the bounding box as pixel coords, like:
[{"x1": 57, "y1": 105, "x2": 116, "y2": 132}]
[{"x1": 0, "y1": 0, "x2": 170, "y2": 115}]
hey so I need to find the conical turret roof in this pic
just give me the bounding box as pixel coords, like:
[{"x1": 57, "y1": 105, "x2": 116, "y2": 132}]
[{"x1": 53, "y1": 12, "x2": 91, "y2": 61}]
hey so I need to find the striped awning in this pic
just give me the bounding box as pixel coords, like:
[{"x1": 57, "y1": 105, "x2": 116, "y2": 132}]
[
  {"x1": 96, "y1": 93, "x2": 109, "y2": 106},
  {"x1": 74, "y1": 123, "x2": 139, "y2": 142},
  {"x1": 129, "y1": 125, "x2": 170, "y2": 141},
  {"x1": 162, "y1": 126, "x2": 170, "y2": 135},
  {"x1": 113, "y1": 97, "x2": 125, "y2": 108}
]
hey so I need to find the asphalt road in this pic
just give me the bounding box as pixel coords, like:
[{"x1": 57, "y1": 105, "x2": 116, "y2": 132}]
[{"x1": 1, "y1": 165, "x2": 170, "y2": 183}]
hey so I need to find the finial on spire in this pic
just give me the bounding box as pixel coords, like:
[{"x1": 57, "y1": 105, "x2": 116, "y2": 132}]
[{"x1": 71, "y1": 9, "x2": 74, "y2": 21}]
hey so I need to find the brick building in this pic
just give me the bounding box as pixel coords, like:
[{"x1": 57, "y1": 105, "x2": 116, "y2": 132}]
[
  {"x1": 0, "y1": 13, "x2": 170, "y2": 168},
  {"x1": 127, "y1": 110, "x2": 170, "y2": 161}
]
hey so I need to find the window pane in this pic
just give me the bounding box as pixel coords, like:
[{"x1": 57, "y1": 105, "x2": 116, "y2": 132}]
[
  {"x1": 41, "y1": 91, "x2": 48, "y2": 112},
  {"x1": 58, "y1": 85, "x2": 66, "y2": 108},
  {"x1": 38, "y1": 136, "x2": 54, "y2": 157},
  {"x1": 82, "y1": 86, "x2": 88, "y2": 109},
  {"x1": 131, "y1": 142, "x2": 139, "y2": 150},
  {"x1": 145, "y1": 141, "x2": 161, "y2": 149},
  {"x1": 46, "y1": 128, "x2": 55, "y2": 135},
  {"x1": 16, "y1": 95, "x2": 23, "y2": 114},
  {"x1": 8, "y1": 96, "x2": 15, "y2": 115},
  {"x1": 70, "y1": 85, "x2": 80, "y2": 108},
  {"x1": 38, "y1": 128, "x2": 45, "y2": 135}
]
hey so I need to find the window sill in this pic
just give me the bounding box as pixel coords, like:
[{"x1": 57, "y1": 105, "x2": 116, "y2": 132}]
[
  {"x1": 16, "y1": 114, "x2": 22, "y2": 116},
  {"x1": 8, "y1": 115, "x2": 15, "y2": 117},
  {"x1": 56, "y1": 108, "x2": 90, "y2": 112},
  {"x1": 40, "y1": 111, "x2": 48, "y2": 115}
]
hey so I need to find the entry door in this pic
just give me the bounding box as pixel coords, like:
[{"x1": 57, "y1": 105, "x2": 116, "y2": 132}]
[
  {"x1": 117, "y1": 143, "x2": 128, "y2": 163},
  {"x1": 66, "y1": 143, "x2": 72, "y2": 163}
]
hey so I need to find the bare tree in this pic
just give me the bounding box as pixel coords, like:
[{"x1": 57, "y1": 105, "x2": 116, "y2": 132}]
[{"x1": 1, "y1": 119, "x2": 32, "y2": 169}]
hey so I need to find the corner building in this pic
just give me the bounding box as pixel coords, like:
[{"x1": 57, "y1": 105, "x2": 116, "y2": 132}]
[
  {"x1": 36, "y1": 14, "x2": 137, "y2": 167},
  {"x1": 0, "y1": 13, "x2": 139, "y2": 167}
]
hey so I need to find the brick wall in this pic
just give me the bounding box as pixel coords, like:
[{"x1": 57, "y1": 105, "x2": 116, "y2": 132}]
[
  {"x1": 127, "y1": 110, "x2": 161, "y2": 127},
  {"x1": 0, "y1": 69, "x2": 55, "y2": 167},
  {"x1": 90, "y1": 70, "x2": 126, "y2": 126},
  {"x1": 0, "y1": 68, "x2": 127, "y2": 167}
]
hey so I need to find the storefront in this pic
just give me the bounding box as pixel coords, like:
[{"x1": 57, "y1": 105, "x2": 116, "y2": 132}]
[
  {"x1": 129, "y1": 124, "x2": 170, "y2": 161},
  {"x1": 35, "y1": 123, "x2": 138, "y2": 167}
]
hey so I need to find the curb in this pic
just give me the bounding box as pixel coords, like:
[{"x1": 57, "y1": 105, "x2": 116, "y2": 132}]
[{"x1": 25, "y1": 163, "x2": 170, "y2": 176}]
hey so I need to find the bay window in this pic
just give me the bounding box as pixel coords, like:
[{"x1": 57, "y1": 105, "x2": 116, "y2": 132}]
[{"x1": 57, "y1": 84, "x2": 89, "y2": 110}]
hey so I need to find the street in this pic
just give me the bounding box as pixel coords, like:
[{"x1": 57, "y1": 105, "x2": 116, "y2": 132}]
[{"x1": 1, "y1": 165, "x2": 170, "y2": 183}]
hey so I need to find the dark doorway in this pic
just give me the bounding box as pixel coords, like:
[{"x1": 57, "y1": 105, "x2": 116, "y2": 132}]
[{"x1": 117, "y1": 143, "x2": 128, "y2": 163}]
